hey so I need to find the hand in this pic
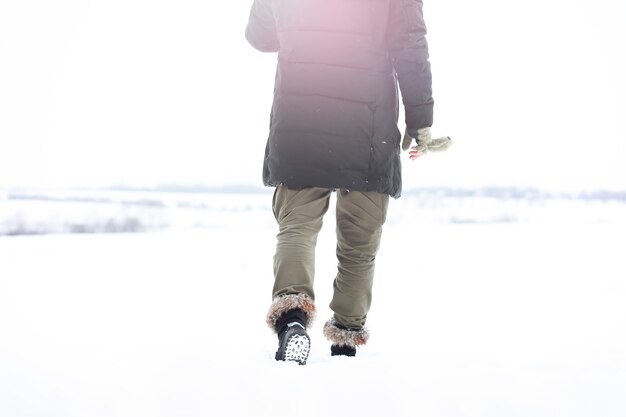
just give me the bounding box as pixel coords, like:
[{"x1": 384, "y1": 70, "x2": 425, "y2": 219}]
[
  {"x1": 408, "y1": 146, "x2": 424, "y2": 160},
  {"x1": 402, "y1": 127, "x2": 452, "y2": 161},
  {"x1": 402, "y1": 127, "x2": 431, "y2": 153}
]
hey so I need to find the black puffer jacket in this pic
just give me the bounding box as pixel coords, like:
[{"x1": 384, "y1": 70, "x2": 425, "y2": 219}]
[{"x1": 246, "y1": 0, "x2": 433, "y2": 198}]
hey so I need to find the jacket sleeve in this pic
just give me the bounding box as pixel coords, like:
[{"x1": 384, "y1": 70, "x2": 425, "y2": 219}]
[
  {"x1": 246, "y1": 0, "x2": 279, "y2": 52},
  {"x1": 387, "y1": 0, "x2": 434, "y2": 129}
]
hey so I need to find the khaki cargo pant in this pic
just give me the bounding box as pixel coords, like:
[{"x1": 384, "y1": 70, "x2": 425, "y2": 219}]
[{"x1": 272, "y1": 185, "x2": 389, "y2": 329}]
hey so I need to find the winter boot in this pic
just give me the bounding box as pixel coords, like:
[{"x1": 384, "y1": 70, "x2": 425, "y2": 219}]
[
  {"x1": 274, "y1": 308, "x2": 310, "y2": 365},
  {"x1": 331, "y1": 344, "x2": 357, "y2": 357},
  {"x1": 266, "y1": 294, "x2": 316, "y2": 365},
  {"x1": 324, "y1": 318, "x2": 369, "y2": 357}
]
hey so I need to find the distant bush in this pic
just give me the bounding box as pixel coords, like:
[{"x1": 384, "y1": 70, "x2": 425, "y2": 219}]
[{"x1": 1, "y1": 217, "x2": 148, "y2": 236}]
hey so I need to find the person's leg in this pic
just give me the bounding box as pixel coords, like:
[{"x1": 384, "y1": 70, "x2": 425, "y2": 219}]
[
  {"x1": 324, "y1": 188, "x2": 389, "y2": 353},
  {"x1": 270, "y1": 185, "x2": 332, "y2": 301},
  {"x1": 266, "y1": 185, "x2": 332, "y2": 363}
]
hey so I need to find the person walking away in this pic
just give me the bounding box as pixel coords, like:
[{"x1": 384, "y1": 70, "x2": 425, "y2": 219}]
[{"x1": 245, "y1": 0, "x2": 450, "y2": 365}]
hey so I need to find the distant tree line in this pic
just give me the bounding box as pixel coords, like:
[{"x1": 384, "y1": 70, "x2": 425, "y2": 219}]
[{"x1": 6, "y1": 186, "x2": 625, "y2": 202}]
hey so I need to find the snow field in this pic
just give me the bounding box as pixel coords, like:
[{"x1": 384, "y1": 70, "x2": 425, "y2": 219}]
[{"x1": 1, "y1": 198, "x2": 625, "y2": 417}]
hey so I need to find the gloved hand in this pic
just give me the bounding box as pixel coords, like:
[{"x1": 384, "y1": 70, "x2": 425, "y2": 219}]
[{"x1": 402, "y1": 127, "x2": 452, "y2": 156}]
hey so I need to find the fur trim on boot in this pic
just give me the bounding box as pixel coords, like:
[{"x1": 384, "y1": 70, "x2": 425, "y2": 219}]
[
  {"x1": 323, "y1": 319, "x2": 370, "y2": 348},
  {"x1": 266, "y1": 293, "x2": 316, "y2": 332}
]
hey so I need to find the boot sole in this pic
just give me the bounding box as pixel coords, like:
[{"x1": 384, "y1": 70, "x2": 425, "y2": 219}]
[{"x1": 283, "y1": 333, "x2": 311, "y2": 365}]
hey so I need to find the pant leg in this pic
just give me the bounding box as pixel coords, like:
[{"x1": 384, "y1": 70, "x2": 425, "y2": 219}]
[
  {"x1": 330, "y1": 189, "x2": 389, "y2": 328},
  {"x1": 272, "y1": 185, "x2": 332, "y2": 301}
]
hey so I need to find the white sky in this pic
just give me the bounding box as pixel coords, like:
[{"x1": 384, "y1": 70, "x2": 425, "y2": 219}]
[{"x1": 0, "y1": 0, "x2": 624, "y2": 191}]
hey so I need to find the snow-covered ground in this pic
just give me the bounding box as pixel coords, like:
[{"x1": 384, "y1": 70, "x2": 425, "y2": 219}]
[{"x1": 1, "y1": 192, "x2": 625, "y2": 417}]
